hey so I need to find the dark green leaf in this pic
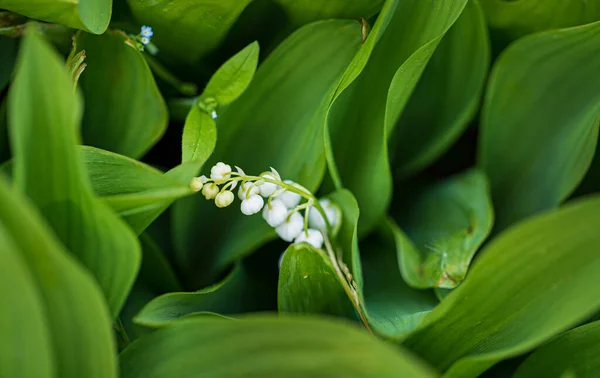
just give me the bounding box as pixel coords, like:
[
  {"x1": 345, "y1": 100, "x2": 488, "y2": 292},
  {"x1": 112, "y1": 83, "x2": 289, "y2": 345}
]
[
  {"x1": 481, "y1": 0, "x2": 600, "y2": 42},
  {"x1": 273, "y1": 0, "x2": 384, "y2": 26},
  {"x1": 8, "y1": 28, "x2": 140, "y2": 316},
  {"x1": 126, "y1": 0, "x2": 252, "y2": 63},
  {"x1": 0, "y1": 36, "x2": 18, "y2": 92},
  {"x1": 0, "y1": 0, "x2": 110, "y2": 34},
  {"x1": 391, "y1": 0, "x2": 490, "y2": 178},
  {"x1": 278, "y1": 243, "x2": 356, "y2": 319},
  {"x1": 201, "y1": 41, "x2": 259, "y2": 106},
  {"x1": 76, "y1": 30, "x2": 168, "y2": 158},
  {"x1": 393, "y1": 169, "x2": 493, "y2": 289},
  {"x1": 327, "y1": 0, "x2": 469, "y2": 234},
  {"x1": 404, "y1": 195, "x2": 600, "y2": 377},
  {"x1": 120, "y1": 315, "x2": 438, "y2": 378},
  {"x1": 479, "y1": 21, "x2": 600, "y2": 231},
  {"x1": 514, "y1": 320, "x2": 600, "y2": 378},
  {"x1": 173, "y1": 20, "x2": 362, "y2": 286},
  {"x1": 0, "y1": 176, "x2": 117, "y2": 378}
]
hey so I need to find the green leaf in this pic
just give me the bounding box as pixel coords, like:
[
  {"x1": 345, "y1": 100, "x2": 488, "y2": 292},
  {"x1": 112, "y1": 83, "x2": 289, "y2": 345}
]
[
  {"x1": 126, "y1": 0, "x2": 252, "y2": 63},
  {"x1": 361, "y1": 219, "x2": 439, "y2": 340},
  {"x1": 404, "y1": 195, "x2": 600, "y2": 378},
  {"x1": 75, "y1": 30, "x2": 168, "y2": 158},
  {"x1": 134, "y1": 262, "x2": 273, "y2": 328},
  {"x1": 0, "y1": 36, "x2": 18, "y2": 92},
  {"x1": 0, "y1": 210, "x2": 54, "y2": 378},
  {"x1": 481, "y1": 0, "x2": 600, "y2": 42},
  {"x1": 278, "y1": 243, "x2": 356, "y2": 319},
  {"x1": 393, "y1": 169, "x2": 493, "y2": 289},
  {"x1": 273, "y1": 0, "x2": 384, "y2": 26},
  {"x1": 390, "y1": 0, "x2": 490, "y2": 178},
  {"x1": 514, "y1": 320, "x2": 600, "y2": 378},
  {"x1": 8, "y1": 28, "x2": 140, "y2": 317},
  {"x1": 327, "y1": 0, "x2": 469, "y2": 234},
  {"x1": 0, "y1": 176, "x2": 117, "y2": 378},
  {"x1": 0, "y1": 0, "x2": 110, "y2": 34},
  {"x1": 120, "y1": 315, "x2": 438, "y2": 378},
  {"x1": 201, "y1": 41, "x2": 259, "y2": 106},
  {"x1": 479, "y1": 21, "x2": 600, "y2": 231},
  {"x1": 173, "y1": 20, "x2": 362, "y2": 287}
]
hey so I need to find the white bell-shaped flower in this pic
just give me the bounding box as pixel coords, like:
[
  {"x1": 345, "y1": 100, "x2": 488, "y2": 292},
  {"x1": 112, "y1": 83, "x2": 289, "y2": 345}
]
[
  {"x1": 210, "y1": 162, "x2": 232, "y2": 181},
  {"x1": 240, "y1": 194, "x2": 264, "y2": 215},
  {"x1": 262, "y1": 199, "x2": 288, "y2": 227},
  {"x1": 259, "y1": 173, "x2": 279, "y2": 197},
  {"x1": 279, "y1": 180, "x2": 302, "y2": 208},
  {"x1": 201, "y1": 183, "x2": 219, "y2": 200},
  {"x1": 294, "y1": 229, "x2": 324, "y2": 249},
  {"x1": 215, "y1": 191, "x2": 234, "y2": 208},
  {"x1": 308, "y1": 199, "x2": 338, "y2": 231},
  {"x1": 189, "y1": 177, "x2": 204, "y2": 192},
  {"x1": 238, "y1": 182, "x2": 259, "y2": 200},
  {"x1": 275, "y1": 212, "x2": 304, "y2": 242}
]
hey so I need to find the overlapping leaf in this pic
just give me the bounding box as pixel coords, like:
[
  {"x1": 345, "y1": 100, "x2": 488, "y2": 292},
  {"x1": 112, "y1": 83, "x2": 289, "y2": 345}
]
[
  {"x1": 273, "y1": 0, "x2": 383, "y2": 26},
  {"x1": 126, "y1": 0, "x2": 252, "y2": 63},
  {"x1": 327, "y1": 0, "x2": 469, "y2": 234},
  {"x1": 120, "y1": 316, "x2": 437, "y2": 378},
  {"x1": 173, "y1": 20, "x2": 363, "y2": 287},
  {"x1": 514, "y1": 320, "x2": 600, "y2": 377},
  {"x1": 404, "y1": 195, "x2": 600, "y2": 377},
  {"x1": 8, "y1": 29, "x2": 140, "y2": 316},
  {"x1": 0, "y1": 36, "x2": 18, "y2": 92},
  {"x1": 75, "y1": 31, "x2": 168, "y2": 158},
  {"x1": 479, "y1": 21, "x2": 600, "y2": 231},
  {"x1": 0, "y1": 176, "x2": 117, "y2": 378},
  {"x1": 0, "y1": 0, "x2": 111, "y2": 34},
  {"x1": 393, "y1": 169, "x2": 493, "y2": 289},
  {"x1": 390, "y1": 0, "x2": 490, "y2": 178}
]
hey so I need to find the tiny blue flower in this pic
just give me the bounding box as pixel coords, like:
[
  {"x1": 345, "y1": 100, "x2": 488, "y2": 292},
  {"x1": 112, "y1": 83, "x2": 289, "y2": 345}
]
[
  {"x1": 141, "y1": 37, "x2": 150, "y2": 45},
  {"x1": 141, "y1": 25, "x2": 153, "y2": 38}
]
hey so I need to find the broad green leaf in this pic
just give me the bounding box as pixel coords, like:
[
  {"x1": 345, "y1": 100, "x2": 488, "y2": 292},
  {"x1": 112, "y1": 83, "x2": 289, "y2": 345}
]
[
  {"x1": 0, "y1": 0, "x2": 110, "y2": 34},
  {"x1": 180, "y1": 106, "x2": 217, "y2": 166},
  {"x1": 0, "y1": 36, "x2": 18, "y2": 92},
  {"x1": 134, "y1": 262, "x2": 273, "y2": 327},
  {"x1": 0, "y1": 101, "x2": 8, "y2": 164},
  {"x1": 361, "y1": 219, "x2": 439, "y2": 340},
  {"x1": 126, "y1": 0, "x2": 252, "y2": 63},
  {"x1": 278, "y1": 243, "x2": 356, "y2": 319},
  {"x1": 514, "y1": 320, "x2": 600, "y2": 378},
  {"x1": 0, "y1": 213, "x2": 54, "y2": 378},
  {"x1": 75, "y1": 30, "x2": 168, "y2": 158},
  {"x1": 479, "y1": 21, "x2": 600, "y2": 231},
  {"x1": 120, "y1": 315, "x2": 437, "y2": 378},
  {"x1": 173, "y1": 20, "x2": 363, "y2": 287},
  {"x1": 404, "y1": 195, "x2": 600, "y2": 378},
  {"x1": 393, "y1": 169, "x2": 493, "y2": 289},
  {"x1": 327, "y1": 0, "x2": 469, "y2": 234},
  {"x1": 573, "y1": 135, "x2": 600, "y2": 197},
  {"x1": 390, "y1": 0, "x2": 490, "y2": 178},
  {"x1": 273, "y1": 0, "x2": 384, "y2": 26},
  {"x1": 0, "y1": 176, "x2": 117, "y2": 378},
  {"x1": 330, "y1": 190, "x2": 439, "y2": 340},
  {"x1": 137, "y1": 233, "x2": 182, "y2": 294},
  {"x1": 8, "y1": 28, "x2": 140, "y2": 317},
  {"x1": 481, "y1": 0, "x2": 600, "y2": 42},
  {"x1": 201, "y1": 41, "x2": 259, "y2": 107}
]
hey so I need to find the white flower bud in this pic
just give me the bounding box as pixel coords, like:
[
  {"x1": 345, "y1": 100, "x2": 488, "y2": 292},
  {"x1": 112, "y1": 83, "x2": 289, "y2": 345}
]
[
  {"x1": 202, "y1": 183, "x2": 219, "y2": 200},
  {"x1": 294, "y1": 229, "x2": 324, "y2": 249},
  {"x1": 259, "y1": 173, "x2": 279, "y2": 197},
  {"x1": 279, "y1": 180, "x2": 302, "y2": 208},
  {"x1": 210, "y1": 162, "x2": 232, "y2": 181},
  {"x1": 189, "y1": 177, "x2": 204, "y2": 192},
  {"x1": 262, "y1": 199, "x2": 288, "y2": 227},
  {"x1": 238, "y1": 182, "x2": 260, "y2": 200},
  {"x1": 308, "y1": 199, "x2": 338, "y2": 231},
  {"x1": 275, "y1": 212, "x2": 304, "y2": 242},
  {"x1": 240, "y1": 194, "x2": 264, "y2": 215},
  {"x1": 215, "y1": 191, "x2": 234, "y2": 208}
]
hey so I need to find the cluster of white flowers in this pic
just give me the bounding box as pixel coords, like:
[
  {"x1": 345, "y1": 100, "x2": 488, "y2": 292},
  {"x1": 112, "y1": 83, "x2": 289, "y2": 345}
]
[{"x1": 190, "y1": 162, "x2": 339, "y2": 250}]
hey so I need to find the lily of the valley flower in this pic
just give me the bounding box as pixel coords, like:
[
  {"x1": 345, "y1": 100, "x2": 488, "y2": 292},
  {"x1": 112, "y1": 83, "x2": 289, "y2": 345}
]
[
  {"x1": 259, "y1": 173, "x2": 279, "y2": 197},
  {"x1": 202, "y1": 183, "x2": 219, "y2": 200},
  {"x1": 238, "y1": 182, "x2": 259, "y2": 200},
  {"x1": 294, "y1": 228, "x2": 324, "y2": 249},
  {"x1": 215, "y1": 191, "x2": 234, "y2": 208},
  {"x1": 275, "y1": 212, "x2": 304, "y2": 242},
  {"x1": 308, "y1": 199, "x2": 339, "y2": 231},
  {"x1": 210, "y1": 162, "x2": 232, "y2": 181},
  {"x1": 262, "y1": 199, "x2": 288, "y2": 227},
  {"x1": 241, "y1": 194, "x2": 264, "y2": 215},
  {"x1": 279, "y1": 179, "x2": 302, "y2": 208}
]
